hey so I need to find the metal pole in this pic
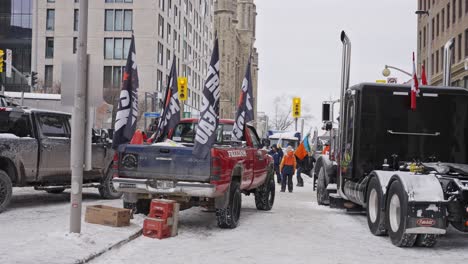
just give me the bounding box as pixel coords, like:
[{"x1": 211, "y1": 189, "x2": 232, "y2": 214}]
[
  {"x1": 84, "y1": 55, "x2": 92, "y2": 171},
  {"x1": 295, "y1": 118, "x2": 298, "y2": 131},
  {"x1": 300, "y1": 119, "x2": 304, "y2": 138},
  {"x1": 70, "y1": 0, "x2": 88, "y2": 234}
]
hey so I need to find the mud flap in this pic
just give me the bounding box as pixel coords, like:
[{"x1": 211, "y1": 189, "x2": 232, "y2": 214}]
[
  {"x1": 405, "y1": 202, "x2": 447, "y2": 235},
  {"x1": 215, "y1": 183, "x2": 230, "y2": 209}
]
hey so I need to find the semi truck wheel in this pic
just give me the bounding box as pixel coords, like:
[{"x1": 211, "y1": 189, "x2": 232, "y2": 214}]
[
  {"x1": 216, "y1": 181, "x2": 241, "y2": 229},
  {"x1": 366, "y1": 177, "x2": 387, "y2": 236},
  {"x1": 415, "y1": 234, "x2": 438, "y2": 247},
  {"x1": 99, "y1": 166, "x2": 123, "y2": 199},
  {"x1": 385, "y1": 180, "x2": 417, "y2": 247},
  {"x1": 255, "y1": 169, "x2": 275, "y2": 211},
  {"x1": 0, "y1": 169, "x2": 12, "y2": 213},
  {"x1": 316, "y1": 167, "x2": 329, "y2": 205}
]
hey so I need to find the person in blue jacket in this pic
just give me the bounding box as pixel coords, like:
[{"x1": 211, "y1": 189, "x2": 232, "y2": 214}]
[{"x1": 272, "y1": 145, "x2": 283, "y2": 184}]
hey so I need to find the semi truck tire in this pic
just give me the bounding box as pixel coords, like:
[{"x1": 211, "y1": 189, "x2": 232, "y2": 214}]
[
  {"x1": 385, "y1": 180, "x2": 417, "y2": 247},
  {"x1": 316, "y1": 167, "x2": 329, "y2": 205},
  {"x1": 255, "y1": 169, "x2": 275, "y2": 211},
  {"x1": 124, "y1": 199, "x2": 151, "y2": 215},
  {"x1": 415, "y1": 234, "x2": 438, "y2": 247},
  {"x1": 216, "y1": 181, "x2": 241, "y2": 229},
  {"x1": 0, "y1": 169, "x2": 12, "y2": 213},
  {"x1": 99, "y1": 166, "x2": 123, "y2": 199},
  {"x1": 366, "y1": 177, "x2": 387, "y2": 236}
]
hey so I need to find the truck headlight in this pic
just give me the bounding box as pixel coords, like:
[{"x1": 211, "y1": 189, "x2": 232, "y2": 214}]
[{"x1": 121, "y1": 153, "x2": 138, "y2": 169}]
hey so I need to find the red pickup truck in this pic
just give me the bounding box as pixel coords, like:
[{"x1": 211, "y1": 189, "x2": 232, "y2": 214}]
[{"x1": 113, "y1": 119, "x2": 275, "y2": 228}]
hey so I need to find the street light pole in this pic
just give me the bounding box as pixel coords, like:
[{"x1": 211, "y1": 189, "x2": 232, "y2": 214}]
[{"x1": 382, "y1": 65, "x2": 412, "y2": 77}]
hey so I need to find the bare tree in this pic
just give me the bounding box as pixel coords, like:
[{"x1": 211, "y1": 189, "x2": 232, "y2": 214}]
[{"x1": 268, "y1": 95, "x2": 315, "y2": 132}]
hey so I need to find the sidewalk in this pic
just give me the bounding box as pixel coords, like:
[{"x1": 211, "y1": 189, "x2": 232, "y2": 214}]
[{"x1": 0, "y1": 188, "x2": 144, "y2": 264}]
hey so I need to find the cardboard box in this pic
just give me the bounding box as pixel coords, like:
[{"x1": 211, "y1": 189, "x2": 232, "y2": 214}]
[{"x1": 85, "y1": 205, "x2": 131, "y2": 227}]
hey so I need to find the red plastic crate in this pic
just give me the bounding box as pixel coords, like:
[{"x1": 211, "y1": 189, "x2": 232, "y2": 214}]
[
  {"x1": 149, "y1": 199, "x2": 175, "y2": 219},
  {"x1": 143, "y1": 218, "x2": 171, "y2": 239}
]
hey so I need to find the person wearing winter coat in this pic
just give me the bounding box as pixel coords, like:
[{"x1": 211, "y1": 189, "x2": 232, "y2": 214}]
[
  {"x1": 270, "y1": 146, "x2": 282, "y2": 184},
  {"x1": 279, "y1": 146, "x2": 296, "y2": 192}
]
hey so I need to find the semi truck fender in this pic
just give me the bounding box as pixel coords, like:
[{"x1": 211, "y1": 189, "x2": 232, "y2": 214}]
[
  {"x1": 314, "y1": 155, "x2": 336, "y2": 182},
  {"x1": 215, "y1": 164, "x2": 243, "y2": 209},
  {"x1": 388, "y1": 172, "x2": 444, "y2": 202}
]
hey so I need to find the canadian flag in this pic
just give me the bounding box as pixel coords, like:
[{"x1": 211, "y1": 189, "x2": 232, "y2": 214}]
[
  {"x1": 411, "y1": 52, "x2": 419, "y2": 111},
  {"x1": 421, "y1": 63, "x2": 428, "y2": 85}
]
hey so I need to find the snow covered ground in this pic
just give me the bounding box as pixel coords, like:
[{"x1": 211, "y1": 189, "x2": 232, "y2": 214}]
[
  {"x1": 0, "y1": 187, "x2": 144, "y2": 264},
  {"x1": 2, "y1": 177, "x2": 468, "y2": 264},
  {"x1": 92, "y1": 176, "x2": 468, "y2": 264}
]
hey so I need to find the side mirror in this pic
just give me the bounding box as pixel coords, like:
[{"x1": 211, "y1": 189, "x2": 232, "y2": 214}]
[{"x1": 322, "y1": 103, "x2": 331, "y2": 122}]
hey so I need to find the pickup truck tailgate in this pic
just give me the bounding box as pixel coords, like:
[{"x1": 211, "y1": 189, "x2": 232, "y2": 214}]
[{"x1": 118, "y1": 144, "x2": 211, "y2": 182}]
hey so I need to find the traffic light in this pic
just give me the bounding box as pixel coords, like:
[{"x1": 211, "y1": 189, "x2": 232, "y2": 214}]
[
  {"x1": 0, "y1": 49, "x2": 4, "y2": 73},
  {"x1": 31, "y1": 71, "x2": 38, "y2": 87},
  {"x1": 292, "y1": 97, "x2": 301, "y2": 118},
  {"x1": 178, "y1": 77, "x2": 188, "y2": 101}
]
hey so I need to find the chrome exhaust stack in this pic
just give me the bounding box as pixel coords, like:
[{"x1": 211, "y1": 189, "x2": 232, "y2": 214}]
[
  {"x1": 337, "y1": 31, "x2": 351, "y2": 200},
  {"x1": 442, "y1": 38, "x2": 455, "y2": 86}
]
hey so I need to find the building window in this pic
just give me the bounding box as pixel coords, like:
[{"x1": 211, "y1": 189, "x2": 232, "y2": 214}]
[
  {"x1": 447, "y1": 3, "x2": 451, "y2": 29},
  {"x1": 45, "y1": 65, "x2": 53, "y2": 88},
  {"x1": 159, "y1": 0, "x2": 165, "y2": 11},
  {"x1": 46, "y1": 9, "x2": 55, "y2": 31},
  {"x1": 167, "y1": 24, "x2": 172, "y2": 43},
  {"x1": 436, "y1": 14, "x2": 439, "y2": 37},
  {"x1": 431, "y1": 53, "x2": 434, "y2": 75},
  {"x1": 158, "y1": 42, "x2": 164, "y2": 65},
  {"x1": 157, "y1": 70, "x2": 163, "y2": 92},
  {"x1": 453, "y1": 0, "x2": 456, "y2": 24},
  {"x1": 104, "y1": 38, "x2": 131, "y2": 60},
  {"x1": 159, "y1": 15, "x2": 165, "y2": 38},
  {"x1": 166, "y1": 49, "x2": 171, "y2": 69},
  {"x1": 47, "y1": 0, "x2": 55, "y2": 2},
  {"x1": 442, "y1": 9, "x2": 445, "y2": 32},
  {"x1": 103, "y1": 66, "x2": 125, "y2": 89},
  {"x1": 105, "y1": 10, "x2": 132, "y2": 31},
  {"x1": 74, "y1": 9, "x2": 79, "y2": 31},
  {"x1": 436, "y1": 50, "x2": 439, "y2": 73},
  {"x1": 458, "y1": 34, "x2": 462, "y2": 62},
  {"x1": 45, "y1": 38, "x2": 54, "y2": 58},
  {"x1": 466, "y1": 0, "x2": 468, "y2": 13},
  {"x1": 459, "y1": 0, "x2": 463, "y2": 18},
  {"x1": 423, "y1": 26, "x2": 426, "y2": 47},
  {"x1": 73, "y1": 37, "x2": 77, "y2": 54}
]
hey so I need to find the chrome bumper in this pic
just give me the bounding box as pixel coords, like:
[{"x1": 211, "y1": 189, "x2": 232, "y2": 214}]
[{"x1": 113, "y1": 177, "x2": 217, "y2": 198}]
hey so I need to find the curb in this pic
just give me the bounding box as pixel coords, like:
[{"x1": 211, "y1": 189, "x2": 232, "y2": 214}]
[{"x1": 75, "y1": 228, "x2": 143, "y2": 264}]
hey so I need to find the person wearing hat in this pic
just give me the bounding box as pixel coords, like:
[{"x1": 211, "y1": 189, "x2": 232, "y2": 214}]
[{"x1": 279, "y1": 146, "x2": 297, "y2": 192}]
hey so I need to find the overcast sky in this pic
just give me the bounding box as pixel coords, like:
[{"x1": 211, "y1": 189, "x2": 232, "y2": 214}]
[{"x1": 255, "y1": 0, "x2": 417, "y2": 131}]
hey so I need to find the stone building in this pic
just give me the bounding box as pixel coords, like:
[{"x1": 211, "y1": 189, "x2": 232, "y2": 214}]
[
  {"x1": 215, "y1": 0, "x2": 259, "y2": 120},
  {"x1": 417, "y1": 0, "x2": 468, "y2": 87}
]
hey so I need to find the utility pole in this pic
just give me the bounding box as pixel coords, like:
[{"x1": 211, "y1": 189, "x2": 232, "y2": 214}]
[{"x1": 70, "y1": 0, "x2": 88, "y2": 233}]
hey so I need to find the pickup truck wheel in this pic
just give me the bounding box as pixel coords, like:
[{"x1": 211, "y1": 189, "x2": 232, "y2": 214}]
[
  {"x1": 385, "y1": 180, "x2": 417, "y2": 247},
  {"x1": 0, "y1": 169, "x2": 13, "y2": 213},
  {"x1": 46, "y1": 188, "x2": 66, "y2": 194},
  {"x1": 316, "y1": 167, "x2": 329, "y2": 205},
  {"x1": 255, "y1": 170, "x2": 275, "y2": 211},
  {"x1": 366, "y1": 177, "x2": 387, "y2": 236},
  {"x1": 216, "y1": 181, "x2": 241, "y2": 229},
  {"x1": 98, "y1": 167, "x2": 123, "y2": 199}
]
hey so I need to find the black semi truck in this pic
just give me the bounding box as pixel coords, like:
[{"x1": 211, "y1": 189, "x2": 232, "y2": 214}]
[{"x1": 314, "y1": 31, "x2": 468, "y2": 247}]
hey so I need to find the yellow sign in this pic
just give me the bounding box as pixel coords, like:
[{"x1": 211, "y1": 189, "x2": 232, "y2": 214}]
[
  {"x1": 0, "y1": 49, "x2": 4, "y2": 73},
  {"x1": 178, "y1": 77, "x2": 188, "y2": 101},
  {"x1": 376, "y1": 80, "x2": 387, "y2": 83},
  {"x1": 292, "y1": 97, "x2": 301, "y2": 118}
]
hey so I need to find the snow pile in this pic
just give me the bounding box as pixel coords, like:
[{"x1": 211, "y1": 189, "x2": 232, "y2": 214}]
[{"x1": 0, "y1": 188, "x2": 144, "y2": 264}]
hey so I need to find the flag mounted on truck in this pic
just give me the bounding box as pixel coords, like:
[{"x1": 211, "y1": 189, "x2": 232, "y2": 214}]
[
  {"x1": 193, "y1": 37, "x2": 220, "y2": 159},
  {"x1": 232, "y1": 55, "x2": 254, "y2": 141},
  {"x1": 411, "y1": 52, "x2": 419, "y2": 111},
  {"x1": 152, "y1": 55, "x2": 181, "y2": 142},
  {"x1": 112, "y1": 35, "x2": 139, "y2": 149}
]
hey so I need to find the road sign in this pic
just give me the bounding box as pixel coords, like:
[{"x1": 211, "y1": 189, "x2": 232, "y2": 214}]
[
  {"x1": 5, "y1": 49, "x2": 12, "y2": 78},
  {"x1": 387, "y1": 77, "x2": 398, "y2": 84},
  {"x1": 144, "y1": 112, "x2": 161, "y2": 118}
]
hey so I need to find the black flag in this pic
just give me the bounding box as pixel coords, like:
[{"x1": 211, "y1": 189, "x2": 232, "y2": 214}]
[
  {"x1": 193, "y1": 37, "x2": 220, "y2": 159},
  {"x1": 112, "y1": 35, "x2": 139, "y2": 149},
  {"x1": 232, "y1": 56, "x2": 254, "y2": 141},
  {"x1": 153, "y1": 55, "x2": 180, "y2": 142}
]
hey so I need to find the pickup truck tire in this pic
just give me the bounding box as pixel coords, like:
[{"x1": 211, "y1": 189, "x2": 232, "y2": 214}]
[
  {"x1": 255, "y1": 170, "x2": 275, "y2": 211},
  {"x1": 316, "y1": 166, "x2": 330, "y2": 205},
  {"x1": 366, "y1": 177, "x2": 387, "y2": 236},
  {"x1": 0, "y1": 169, "x2": 13, "y2": 213},
  {"x1": 385, "y1": 180, "x2": 417, "y2": 247},
  {"x1": 216, "y1": 181, "x2": 241, "y2": 229},
  {"x1": 98, "y1": 167, "x2": 123, "y2": 199},
  {"x1": 46, "y1": 188, "x2": 66, "y2": 194}
]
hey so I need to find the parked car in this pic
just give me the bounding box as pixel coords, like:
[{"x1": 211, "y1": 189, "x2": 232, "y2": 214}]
[
  {"x1": 0, "y1": 107, "x2": 121, "y2": 213},
  {"x1": 113, "y1": 118, "x2": 276, "y2": 229}
]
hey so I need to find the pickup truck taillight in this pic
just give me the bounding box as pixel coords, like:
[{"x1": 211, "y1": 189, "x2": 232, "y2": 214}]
[
  {"x1": 112, "y1": 152, "x2": 119, "y2": 178},
  {"x1": 211, "y1": 153, "x2": 222, "y2": 181}
]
